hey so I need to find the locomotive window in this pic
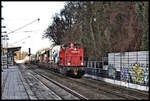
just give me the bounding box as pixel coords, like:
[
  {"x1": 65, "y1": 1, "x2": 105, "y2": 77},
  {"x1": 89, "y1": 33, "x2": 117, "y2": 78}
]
[
  {"x1": 66, "y1": 53, "x2": 68, "y2": 56},
  {"x1": 66, "y1": 46, "x2": 70, "y2": 49},
  {"x1": 80, "y1": 56, "x2": 82, "y2": 60},
  {"x1": 62, "y1": 46, "x2": 70, "y2": 49},
  {"x1": 74, "y1": 45, "x2": 80, "y2": 48}
]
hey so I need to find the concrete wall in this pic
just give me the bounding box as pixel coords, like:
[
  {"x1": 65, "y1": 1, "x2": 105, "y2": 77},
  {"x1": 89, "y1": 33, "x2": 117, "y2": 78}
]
[{"x1": 84, "y1": 51, "x2": 149, "y2": 91}]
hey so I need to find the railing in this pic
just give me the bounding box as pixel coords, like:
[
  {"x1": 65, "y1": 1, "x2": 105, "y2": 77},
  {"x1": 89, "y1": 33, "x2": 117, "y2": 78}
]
[{"x1": 85, "y1": 61, "x2": 108, "y2": 78}]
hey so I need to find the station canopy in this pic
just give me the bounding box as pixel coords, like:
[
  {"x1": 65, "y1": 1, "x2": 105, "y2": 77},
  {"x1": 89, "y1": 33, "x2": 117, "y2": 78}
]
[{"x1": 6, "y1": 47, "x2": 21, "y2": 53}]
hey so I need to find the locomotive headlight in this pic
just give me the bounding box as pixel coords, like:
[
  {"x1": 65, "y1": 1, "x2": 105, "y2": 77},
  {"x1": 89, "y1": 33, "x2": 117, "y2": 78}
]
[
  {"x1": 81, "y1": 62, "x2": 83, "y2": 65},
  {"x1": 68, "y1": 62, "x2": 70, "y2": 65}
]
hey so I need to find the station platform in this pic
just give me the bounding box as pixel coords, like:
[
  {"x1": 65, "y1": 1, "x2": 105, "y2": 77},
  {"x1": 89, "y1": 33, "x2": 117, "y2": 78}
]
[{"x1": 1, "y1": 65, "x2": 29, "y2": 99}]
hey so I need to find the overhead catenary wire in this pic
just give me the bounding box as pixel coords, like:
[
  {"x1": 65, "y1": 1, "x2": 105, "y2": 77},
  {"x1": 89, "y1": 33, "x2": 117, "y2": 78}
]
[
  {"x1": 13, "y1": 36, "x2": 31, "y2": 45},
  {"x1": 7, "y1": 18, "x2": 40, "y2": 34}
]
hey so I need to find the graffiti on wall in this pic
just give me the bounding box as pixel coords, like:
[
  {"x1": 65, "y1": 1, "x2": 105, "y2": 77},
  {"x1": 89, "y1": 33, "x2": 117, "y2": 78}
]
[
  {"x1": 121, "y1": 63, "x2": 149, "y2": 85},
  {"x1": 121, "y1": 67, "x2": 129, "y2": 81},
  {"x1": 86, "y1": 60, "x2": 149, "y2": 86},
  {"x1": 108, "y1": 64, "x2": 116, "y2": 79}
]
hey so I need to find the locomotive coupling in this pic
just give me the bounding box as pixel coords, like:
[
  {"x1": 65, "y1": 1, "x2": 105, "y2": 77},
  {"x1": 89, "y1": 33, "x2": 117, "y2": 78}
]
[{"x1": 73, "y1": 68, "x2": 78, "y2": 75}]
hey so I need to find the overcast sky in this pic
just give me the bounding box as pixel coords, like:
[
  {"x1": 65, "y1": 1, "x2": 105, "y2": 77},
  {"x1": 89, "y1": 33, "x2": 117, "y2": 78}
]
[{"x1": 2, "y1": 1, "x2": 65, "y2": 54}]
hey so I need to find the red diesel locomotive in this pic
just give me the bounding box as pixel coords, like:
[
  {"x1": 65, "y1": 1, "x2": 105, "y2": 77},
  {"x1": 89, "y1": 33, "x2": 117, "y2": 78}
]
[{"x1": 59, "y1": 43, "x2": 85, "y2": 77}]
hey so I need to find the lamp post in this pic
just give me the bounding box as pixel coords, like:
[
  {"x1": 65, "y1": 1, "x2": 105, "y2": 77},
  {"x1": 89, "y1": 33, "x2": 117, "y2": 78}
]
[
  {"x1": 1, "y1": 5, "x2": 5, "y2": 71},
  {"x1": 6, "y1": 36, "x2": 9, "y2": 68},
  {"x1": 2, "y1": 31, "x2": 9, "y2": 68},
  {"x1": 2, "y1": 31, "x2": 8, "y2": 48},
  {"x1": 1, "y1": 5, "x2": 10, "y2": 68}
]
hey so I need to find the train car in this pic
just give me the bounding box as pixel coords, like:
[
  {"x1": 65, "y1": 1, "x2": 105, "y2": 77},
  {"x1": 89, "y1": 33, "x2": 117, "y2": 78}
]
[
  {"x1": 47, "y1": 45, "x2": 61, "y2": 70},
  {"x1": 58, "y1": 43, "x2": 85, "y2": 77},
  {"x1": 35, "y1": 51, "x2": 40, "y2": 63},
  {"x1": 50, "y1": 45, "x2": 61, "y2": 64},
  {"x1": 30, "y1": 54, "x2": 36, "y2": 63}
]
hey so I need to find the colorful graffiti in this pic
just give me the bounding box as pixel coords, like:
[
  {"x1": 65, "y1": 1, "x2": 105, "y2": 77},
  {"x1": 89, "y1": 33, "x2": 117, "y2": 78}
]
[
  {"x1": 121, "y1": 63, "x2": 149, "y2": 85},
  {"x1": 121, "y1": 67, "x2": 129, "y2": 81},
  {"x1": 86, "y1": 60, "x2": 149, "y2": 86},
  {"x1": 108, "y1": 64, "x2": 116, "y2": 79}
]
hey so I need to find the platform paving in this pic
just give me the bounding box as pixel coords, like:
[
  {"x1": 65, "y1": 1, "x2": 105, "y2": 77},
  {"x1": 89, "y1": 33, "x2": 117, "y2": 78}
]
[{"x1": 1, "y1": 65, "x2": 29, "y2": 99}]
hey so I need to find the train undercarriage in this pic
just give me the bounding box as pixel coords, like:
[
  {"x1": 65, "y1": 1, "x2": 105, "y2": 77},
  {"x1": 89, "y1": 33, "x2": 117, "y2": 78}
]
[
  {"x1": 34, "y1": 62, "x2": 85, "y2": 78},
  {"x1": 59, "y1": 66, "x2": 85, "y2": 78}
]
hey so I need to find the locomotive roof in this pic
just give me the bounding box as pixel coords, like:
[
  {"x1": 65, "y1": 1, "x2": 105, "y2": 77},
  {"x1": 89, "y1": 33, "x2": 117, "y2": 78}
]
[{"x1": 63, "y1": 43, "x2": 80, "y2": 46}]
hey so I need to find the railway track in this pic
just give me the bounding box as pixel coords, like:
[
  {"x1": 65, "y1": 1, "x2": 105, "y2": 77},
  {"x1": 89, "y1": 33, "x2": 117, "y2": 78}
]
[
  {"x1": 22, "y1": 64, "x2": 88, "y2": 100},
  {"x1": 79, "y1": 77, "x2": 149, "y2": 99},
  {"x1": 29, "y1": 70, "x2": 88, "y2": 100},
  {"x1": 25, "y1": 64, "x2": 149, "y2": 100},
  {"x1": 40, "y1": 69, "x2": 140, "y2": 99},
  {"x1": 68, "y1": 77, "x2": 145, "y2": 100},
  {"x1": 36, "y1": 64, "x2": 148, "y2": 99}
]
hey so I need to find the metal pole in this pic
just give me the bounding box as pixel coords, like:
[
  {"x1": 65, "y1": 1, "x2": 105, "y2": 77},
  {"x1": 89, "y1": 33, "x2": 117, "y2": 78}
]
[
  {"x1": 128, "y1": 51, "x2": 129, "y2": 96},
  {"x1": 120, "y1": 52, "x2": 122, "y2": 89},
  {"x1": 114, "y1": 52, "x2": 115, "y2": 83},
  {"x1": 7, "y1": 50, "x2": 8, "y2": 68}
]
